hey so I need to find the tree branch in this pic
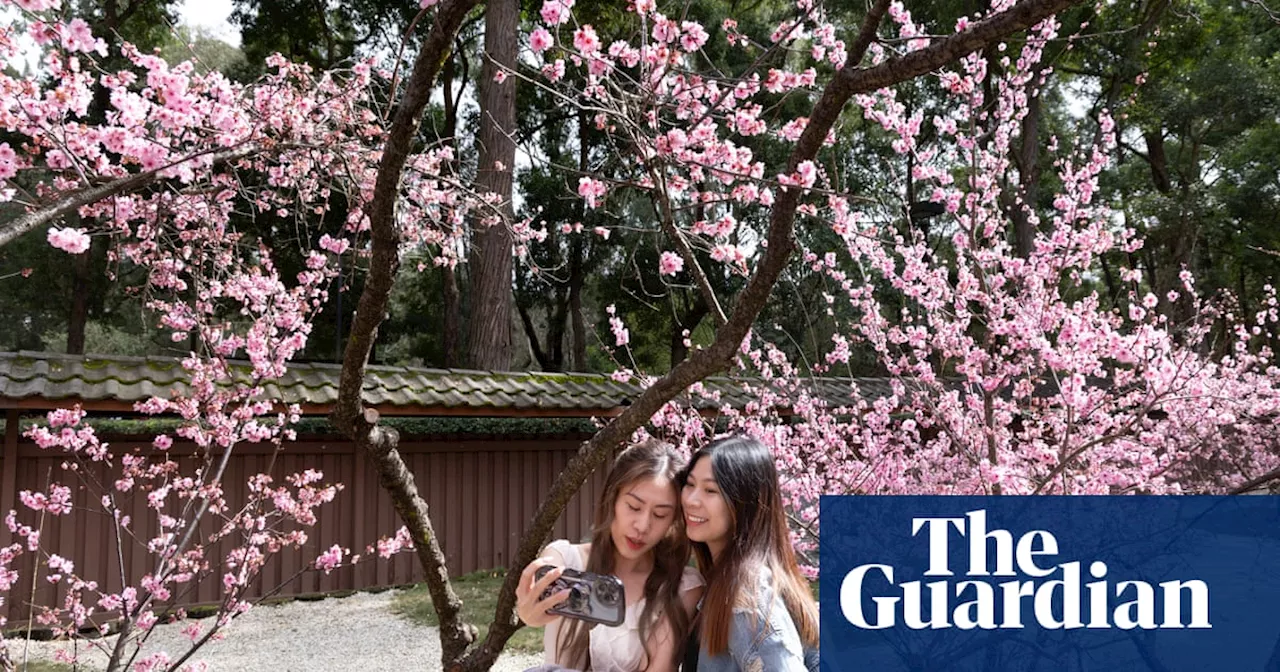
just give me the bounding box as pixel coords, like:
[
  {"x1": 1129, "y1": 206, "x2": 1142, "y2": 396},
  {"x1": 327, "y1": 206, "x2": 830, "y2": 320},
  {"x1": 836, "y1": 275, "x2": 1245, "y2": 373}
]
[
  {"x1": 1230, "y1": 465, "x2": 1280, "y2": 495},
  {"x1": 0, "y1": 143, "x2": 259, "y2": 249},
  {"x1": 327, "y1": 0, "x2": 481, "y2": 668},
  {"x1": 649, "y1": 166, "x2": 728, "y2": 327},
  {"x1": 838, "y1": 0, "x2": 1084, "y2": 96}
]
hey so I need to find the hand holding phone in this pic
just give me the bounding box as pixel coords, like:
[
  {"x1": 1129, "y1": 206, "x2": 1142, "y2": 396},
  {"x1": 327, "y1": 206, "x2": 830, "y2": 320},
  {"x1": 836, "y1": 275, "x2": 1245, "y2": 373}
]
[{"x1": 534, "y1": 565, "x2": 626, "y2": 628}]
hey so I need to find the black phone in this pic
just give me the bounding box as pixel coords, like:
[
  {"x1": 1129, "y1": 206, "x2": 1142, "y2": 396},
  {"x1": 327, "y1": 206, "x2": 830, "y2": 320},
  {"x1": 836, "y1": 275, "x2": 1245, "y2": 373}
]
[{"x1": 535, "y1": 565, "x2": 626, "y2": 627}]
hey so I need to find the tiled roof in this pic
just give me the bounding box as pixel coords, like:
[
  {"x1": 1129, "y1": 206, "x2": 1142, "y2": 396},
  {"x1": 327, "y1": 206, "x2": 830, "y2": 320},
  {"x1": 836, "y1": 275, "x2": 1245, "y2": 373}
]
[{"x1": 0, "y1": 351, "x2": 893, "y2": 416}]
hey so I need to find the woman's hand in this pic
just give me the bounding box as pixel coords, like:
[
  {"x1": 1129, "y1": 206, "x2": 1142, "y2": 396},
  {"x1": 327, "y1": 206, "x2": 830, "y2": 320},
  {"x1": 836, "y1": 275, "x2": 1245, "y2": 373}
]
[{"x1": 516, "y1": 558, "x2": 571, "y2": 627}]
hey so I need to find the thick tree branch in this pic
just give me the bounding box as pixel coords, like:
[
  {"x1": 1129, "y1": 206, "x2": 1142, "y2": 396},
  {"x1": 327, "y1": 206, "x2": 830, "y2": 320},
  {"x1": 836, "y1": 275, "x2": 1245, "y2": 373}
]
[
  {"x1": 839, "y1": 0, "x2": 1084, "y2": 96},
  {"x1": 327, "y1": 0, "x2": 480, "y2": 668},
  {"x1": 0, "y1": 143, "x2": 259, "y2": 249}
]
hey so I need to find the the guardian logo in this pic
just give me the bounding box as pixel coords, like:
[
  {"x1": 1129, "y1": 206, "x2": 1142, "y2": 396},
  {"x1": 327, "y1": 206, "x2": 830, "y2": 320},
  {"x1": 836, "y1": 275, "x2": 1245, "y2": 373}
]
[{"x1": 840, "y1": 510, "x2": 1211, "y2": 631}]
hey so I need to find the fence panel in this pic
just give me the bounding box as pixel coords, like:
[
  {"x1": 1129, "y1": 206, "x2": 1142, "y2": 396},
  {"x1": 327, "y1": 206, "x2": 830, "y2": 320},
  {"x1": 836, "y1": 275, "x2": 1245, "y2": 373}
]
[{"x1": 1, "y1": 434, "x2": 605, "y2": 626}]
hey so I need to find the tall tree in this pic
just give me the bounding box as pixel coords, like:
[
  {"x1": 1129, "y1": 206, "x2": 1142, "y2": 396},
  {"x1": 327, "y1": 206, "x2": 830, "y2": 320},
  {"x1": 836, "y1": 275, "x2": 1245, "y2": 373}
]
[{"x1": 465, "y1": 0, "x2": 518, "y2": 370}]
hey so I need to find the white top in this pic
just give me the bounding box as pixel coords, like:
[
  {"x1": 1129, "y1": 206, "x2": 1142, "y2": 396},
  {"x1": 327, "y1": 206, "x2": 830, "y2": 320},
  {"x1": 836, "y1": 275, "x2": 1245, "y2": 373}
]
[{"x1": 541, "y1": 539, "x2": 703, "y2": 672}]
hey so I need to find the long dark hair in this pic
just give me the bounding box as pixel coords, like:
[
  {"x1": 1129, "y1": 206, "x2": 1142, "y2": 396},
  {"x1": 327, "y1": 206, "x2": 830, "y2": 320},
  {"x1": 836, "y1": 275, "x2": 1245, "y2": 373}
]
[
  {"x1": 556, "y1": 439, "x2": 692, "y2": 670},
  {"x1": 682, "y1": 434, "x2": 818, "y2": 656}
]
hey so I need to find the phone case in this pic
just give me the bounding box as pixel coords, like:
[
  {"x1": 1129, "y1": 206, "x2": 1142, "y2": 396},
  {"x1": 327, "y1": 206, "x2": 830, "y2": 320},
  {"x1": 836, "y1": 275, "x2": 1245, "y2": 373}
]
[{"x1": 535, "y1": 565, "x2": 626, "y2": 627}]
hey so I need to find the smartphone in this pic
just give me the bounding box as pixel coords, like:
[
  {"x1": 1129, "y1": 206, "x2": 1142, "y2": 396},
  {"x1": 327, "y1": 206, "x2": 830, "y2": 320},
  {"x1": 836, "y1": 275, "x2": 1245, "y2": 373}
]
[{"x1": 534, "y1": 565, "x2": 626, "y2": 627}]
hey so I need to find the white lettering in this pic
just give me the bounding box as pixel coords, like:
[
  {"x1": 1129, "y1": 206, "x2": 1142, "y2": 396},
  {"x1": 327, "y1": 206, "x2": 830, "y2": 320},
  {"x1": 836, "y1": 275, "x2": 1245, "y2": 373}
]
[{"x1": 841, "y1": 564, "x2": 897, "y2": 629}]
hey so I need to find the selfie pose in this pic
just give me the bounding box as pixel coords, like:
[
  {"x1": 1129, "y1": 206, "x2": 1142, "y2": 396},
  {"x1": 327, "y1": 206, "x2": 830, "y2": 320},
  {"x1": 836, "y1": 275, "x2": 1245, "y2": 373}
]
[
  {"x1": 680, "y1": 434, "x2": 819, "y2": 672},
  {"x1": 517, "y1": 440, "x2": 704, "y2": 672}
]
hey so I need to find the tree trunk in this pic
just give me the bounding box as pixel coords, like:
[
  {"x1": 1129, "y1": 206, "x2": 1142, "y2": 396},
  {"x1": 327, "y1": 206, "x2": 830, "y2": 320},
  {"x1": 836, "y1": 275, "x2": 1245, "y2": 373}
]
[
  {"x1": 441, "y1": 50, "x2": 465, "y2": 368},
  {"x1": 329, "y1": 2, "x2": 481, "y2": 669},
  {"x1": 465, "y1": 0, "x2": 518, "y2": 371},
  {"x1": 1145, "y1": 129, "x2": 1172, "y2": 194},
  {"x1": 443, "y1": 265, "x2": 461, "y2": 367},
  {"x1": 569, "y1": 110, "x2": 590, "y2": 372},
  {"x1": 1012, "y1": 66, "x2": 1043, "y2": 259},
  {"x1": 66, "y1": 215, "x2": 92, "y2": 355},
  {"x1": 569, "y1": 245, "x2": 587, "y2": 371}
]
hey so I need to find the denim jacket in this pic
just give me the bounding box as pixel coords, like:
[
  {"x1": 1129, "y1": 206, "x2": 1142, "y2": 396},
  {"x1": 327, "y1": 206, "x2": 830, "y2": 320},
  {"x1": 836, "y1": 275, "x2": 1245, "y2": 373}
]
[{"x1": 693, "y1": 569, "x2": 818, "y2": 672}]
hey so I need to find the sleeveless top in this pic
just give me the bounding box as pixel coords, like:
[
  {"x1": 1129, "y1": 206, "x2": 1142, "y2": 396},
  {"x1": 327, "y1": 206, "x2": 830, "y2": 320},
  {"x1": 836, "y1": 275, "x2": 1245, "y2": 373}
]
[{"x1": 541, "y1": 539, "x2": 704, "y2": 672}]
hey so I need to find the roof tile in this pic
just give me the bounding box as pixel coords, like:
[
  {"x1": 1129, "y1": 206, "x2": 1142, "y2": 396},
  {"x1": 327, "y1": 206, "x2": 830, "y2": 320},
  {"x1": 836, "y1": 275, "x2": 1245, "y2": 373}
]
[{"x1": 0, "y1": 352, "x2": 892, "y2": 416}]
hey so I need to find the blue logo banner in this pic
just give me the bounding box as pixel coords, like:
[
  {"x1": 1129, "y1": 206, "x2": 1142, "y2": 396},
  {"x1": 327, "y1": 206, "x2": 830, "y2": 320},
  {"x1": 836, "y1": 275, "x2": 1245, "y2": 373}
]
[{"x1": 819, "y1": 496, "x2": 1280, "y2": 671}]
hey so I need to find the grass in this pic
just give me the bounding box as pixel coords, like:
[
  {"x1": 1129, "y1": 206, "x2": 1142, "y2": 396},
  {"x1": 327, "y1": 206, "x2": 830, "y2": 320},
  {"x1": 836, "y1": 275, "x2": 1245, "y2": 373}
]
[
  {"x1": 15, "y1": 662, "x2": 79, "y2": 672},
  {"x1": 391, "y1": 569, "x2": 545, "y2": 655}
]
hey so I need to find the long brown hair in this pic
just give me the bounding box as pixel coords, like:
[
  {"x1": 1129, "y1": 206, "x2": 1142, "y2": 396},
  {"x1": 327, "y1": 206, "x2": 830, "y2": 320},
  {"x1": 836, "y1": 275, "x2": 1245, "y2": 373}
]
[
  {"x1": 556, "y1": 439, "x2": 692, "y2": 670},
  {"x1": 682, "y1": 434, "x2": 818, "y2": 657}
]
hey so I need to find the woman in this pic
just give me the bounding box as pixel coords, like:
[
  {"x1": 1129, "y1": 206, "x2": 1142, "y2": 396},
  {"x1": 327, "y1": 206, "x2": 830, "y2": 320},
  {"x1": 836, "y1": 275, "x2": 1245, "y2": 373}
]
[
  {"x1": 517, "y1": 439, "x2": 703, "y2": 672},
  {"x1": 680, "y1": 435, "x2": 819, "y2": 672}
]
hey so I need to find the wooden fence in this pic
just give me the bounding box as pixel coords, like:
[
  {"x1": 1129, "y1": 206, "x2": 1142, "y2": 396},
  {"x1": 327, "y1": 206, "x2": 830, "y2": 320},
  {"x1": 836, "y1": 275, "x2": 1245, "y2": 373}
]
[{"x1": 0, "y1": 424, "x2": 606, "y2": 626}]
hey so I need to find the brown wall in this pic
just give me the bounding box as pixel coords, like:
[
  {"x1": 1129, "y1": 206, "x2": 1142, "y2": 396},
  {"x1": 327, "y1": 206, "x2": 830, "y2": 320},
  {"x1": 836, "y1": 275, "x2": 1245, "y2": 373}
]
[{"x1": 0, "y1": 430, "x2": 607, "y2": 626}]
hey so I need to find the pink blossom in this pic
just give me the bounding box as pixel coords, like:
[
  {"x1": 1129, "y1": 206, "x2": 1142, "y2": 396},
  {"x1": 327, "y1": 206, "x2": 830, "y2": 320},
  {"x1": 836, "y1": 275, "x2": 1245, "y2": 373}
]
[
  {"x1": 47, "y1": 227, "x2": 91, "y2": 254},
  {"x1": 542, "y1": 59, "x2": 566, "y2": 82},
  {"x1": 573, "y1": 26, "x2": 600, "y2": 54},
  {"x1": 540, "y1": 0, "x2": 571, "y2": 26},
  {"x1": 314, "y1": 545, "x2": 344, "y2": 573},
  {"x1": 14, "y1": 0, "x2": 62, "y2": 9},
  {"x1": 319, "y1": 234, "x2": 350, "y2": 254},
  {"x1": 0, "y1": 143, "x2": 18, "y2": 180},
  {"x1": 658, "y1": 251, "x2": 684, "y2": 276},
  {"x1": 679, "y1": 22, "x2": 709, "y2": 52},
  {"x1": 608, "y1": 310, "x2": 630, "y2": 346},
  {"x1": 652, "y1": 16, "x2": 678, "y2": 44},
  {"x1": 529, "y1": 27, "x2": 554, "y2": 54},
  {"x1": 577, "y1": 177, "x2": 607, "y2": 208},
  {"x1": 60, "y1": 19, "x2": 104, "y2": 55}
]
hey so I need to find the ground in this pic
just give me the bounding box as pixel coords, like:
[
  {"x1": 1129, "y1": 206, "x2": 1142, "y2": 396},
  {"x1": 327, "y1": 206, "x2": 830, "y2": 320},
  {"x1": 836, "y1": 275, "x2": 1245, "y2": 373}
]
[{"x1": 7, "y1": 588, "x2": 544, "y2": 671}]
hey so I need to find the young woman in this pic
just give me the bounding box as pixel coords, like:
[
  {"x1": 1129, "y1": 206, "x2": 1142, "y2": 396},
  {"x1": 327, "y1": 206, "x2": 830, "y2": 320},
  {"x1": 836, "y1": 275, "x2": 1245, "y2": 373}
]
[
  {"x1": 517, "y1": 439, "x2": 703, "y2": 672},
  {"x1": 680, "y1": 435, "x2": 819, "y2": 672}
]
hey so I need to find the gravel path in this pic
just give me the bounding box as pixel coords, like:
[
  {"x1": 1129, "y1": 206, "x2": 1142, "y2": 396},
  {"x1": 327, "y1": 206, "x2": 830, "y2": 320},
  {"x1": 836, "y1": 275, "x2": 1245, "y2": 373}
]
[{"x1": 7, "y1": 590, "x2": 545, "y2": 671}]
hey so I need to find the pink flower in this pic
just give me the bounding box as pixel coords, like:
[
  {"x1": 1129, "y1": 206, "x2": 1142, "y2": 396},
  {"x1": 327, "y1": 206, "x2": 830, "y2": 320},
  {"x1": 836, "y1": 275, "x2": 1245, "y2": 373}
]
[
  {"x1": 319, "y1": 234, "x2": 350, "y2": 255},
  {"x1": 315, "y1": 545, "x2": 344, "y2": 573},
  {"x1": 679, "y1": 21, "x2": 709, "y2": 52},
  {"x1": 0, "y1": 143, "x2": 18, "y2": 181},
  {"x1": 61, "y1": 19, "x2": 104, "y2": 55},
  {"x1": 652, "y1": 16, "x2": 678, "y2": 44},
  {"x1": 577, "y1": 177, "x2": 608, "y2": 209},
  {"x1": 542, "y1": 59, "x2": 566, "y2": 82},
  {"x1": 493, "y1": 69, "x2": 508, "y2": 83},
  {"x1": 15, "y1": 0, "x2": 62, "y2": 9},
  {"x1": 573, "y1": 25, "x2": 600, "y2": 54},
  {"x1": 47, "y1": 227, "x2": 91, "y2": 254},
  {"x1": 659, "y1": 251, "x2": 684, "y2": 276},
  {"x1": 540, "y1": 0, "x2": 571, "y2": 26},
  {"x1": 796, "y1": 160, "x2": 818, "y2": 188},
  {"x1": 529, "y1": 27, "x2": 554, "y2": 54}
]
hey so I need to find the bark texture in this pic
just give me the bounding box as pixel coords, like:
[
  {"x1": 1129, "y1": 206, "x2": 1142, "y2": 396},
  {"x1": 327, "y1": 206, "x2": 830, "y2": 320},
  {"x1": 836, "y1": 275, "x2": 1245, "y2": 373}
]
[{"x1": 466, "y1": 0, "x2": 519, "y2": 371}]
